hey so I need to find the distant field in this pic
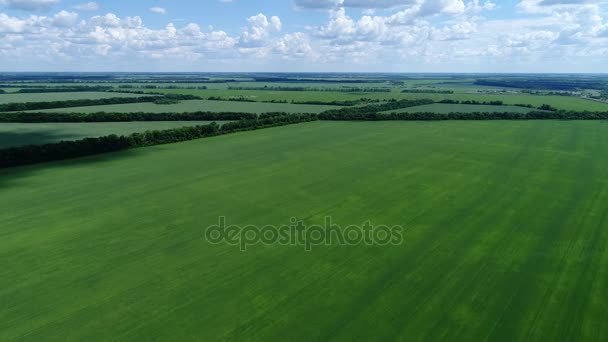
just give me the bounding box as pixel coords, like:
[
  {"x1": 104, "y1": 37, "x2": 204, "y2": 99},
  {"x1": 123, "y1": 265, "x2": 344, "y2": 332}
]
[
  {"x1": 0, "y1": 121, "x2": 224, "y2": 148},
  {"x1": 29, "y1": 99, "x2": 341, "y2": 114},
  {"x1": 143, "y1": 88, "x2": 608, "y2": 111},
  {"x1": 0, "y1": 92, "x2": 151, "y2": 104},
  {"x1": 2, "y1": 121, "x2": 608, "y2": 340},
  {"x1": 384, "y1": 103, "x2": 538, "y2": 114}
]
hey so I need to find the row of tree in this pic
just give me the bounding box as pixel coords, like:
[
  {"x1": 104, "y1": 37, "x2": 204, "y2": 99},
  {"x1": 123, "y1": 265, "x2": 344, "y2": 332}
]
[
  {"x1": 318, "y1": 111, "x2": 608, "y2": 121},
  {"x1": 437, "y1": 99, "x2": 558, "y2": 111},
  {"x1": 0, "y1": 114, "x2": 316, "y2": 168},
  {"x1": 0, "y1": 94, "x2": 201, "y2": 112},
  {"x1": 322, "y1": 99, "x2": 435, "y2": 116},
  {"x1": 118, "y1": 85, "x2": 208, "y2": 90},
  {"x1": 228, "y1": 86, "x2": 391, "y2": 93},
  {"x1": 0, "y1": 111, "x2": 257, "y2": 123},
  {"x1": 402, "y1": 89, "x2": 454, "y2": 94},
  {"x1": 14, "y1": 86, "x2": 113, "y2": 93}
]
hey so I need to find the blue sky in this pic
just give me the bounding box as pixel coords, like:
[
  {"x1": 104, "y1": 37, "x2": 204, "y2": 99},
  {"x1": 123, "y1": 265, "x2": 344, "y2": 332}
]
[{"x1": 0, "y1": 0, "x2": 607, "y2": 72}]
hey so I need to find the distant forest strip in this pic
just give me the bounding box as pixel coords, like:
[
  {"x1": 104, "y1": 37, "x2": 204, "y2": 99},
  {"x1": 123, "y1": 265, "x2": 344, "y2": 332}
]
[
  {"x1": 0, "y1": 85, "x2": 114, "y2": 92},
  {"x1": 401, "y1": 89, "x2": 454, "y2": 94},
  {"x1": 251, "y1": 77, "x2": 383, "y2": 84},
  {"x1": 474, "y1": 79, "x2": 608, "y2": 91},
  {"x1": 0, "y1": 114, "x2": 316, "y2": 168},
  {"x1": 318, "y1": 111, "x2": 608, "y2": 121},
  {"x1": 0, "y1": 112, "x2": 258, "y2": 123},
  {"x1": 228, "y1": 86, "x2": 391, "y2": 93},
  {"x1": 116, "y1": 85, "x2": 208, "y2": 90},
  {"x1": 437, "y1": 99, "x2": 558, "y2": 111},
  {"x1": 321, "y1": 99, "x2": 436, "y2": 115},
  {"x1": 14, "y1": 87, "x2": 114, "y2": 93},
  {"x1": 0, "y1": 94, "x2": 201, "y2": 112}
]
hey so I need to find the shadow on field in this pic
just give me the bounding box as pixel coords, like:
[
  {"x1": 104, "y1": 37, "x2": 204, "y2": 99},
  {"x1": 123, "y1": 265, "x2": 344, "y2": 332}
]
[
  {"x1": 0, "y1": 129, "x2": 83, "y2": 149},
  {"x1": 0, "y1": 146, "x2": 161, "y2": 190}
]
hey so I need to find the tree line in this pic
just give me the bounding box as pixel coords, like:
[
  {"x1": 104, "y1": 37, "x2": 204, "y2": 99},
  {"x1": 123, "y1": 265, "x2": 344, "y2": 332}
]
[
  {"x1": 118, "y1": 85, "x2": 208, "y2": 90},
  {"x1": 318, "y1": 111, "x2": 608, "y2": 121},
  {"x1": 0, "y1": 94, "x2": 201, "y2": 112},
  {"x1": 438, "y1": 99, "x2": 558, "y2": 111},
  {"x1": 228, "y1": 86, "x2": 391, "y2": 93},
  {"x1": 0, "y1": 111, "x2": 257, "y2": 123},
  {"x1": 14, "y1": 86, "x2": 113, "y2": 93},
  {"x1": 402, "y1": 89, "x2": 454, "y2": 94},
  {"x1": 321, "y1": 99, "x2": 435, "y2": 116},
  {"x1": 0, "y1": 114, "x2": 316, "y2": 168}
]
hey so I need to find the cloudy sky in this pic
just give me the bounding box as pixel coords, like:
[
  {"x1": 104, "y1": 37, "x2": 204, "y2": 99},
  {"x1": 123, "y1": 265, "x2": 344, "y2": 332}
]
[{"x1": 0, "y1": 0, "x2": 607, "y2": 72}]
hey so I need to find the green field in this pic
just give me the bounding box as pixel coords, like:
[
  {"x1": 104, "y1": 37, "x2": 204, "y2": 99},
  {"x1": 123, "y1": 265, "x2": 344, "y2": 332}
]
[
  {"x1": 0, "y1": 92, "x2": 151, "y2": 104},
  {"x1": 384, "y1": 103, "x2": 538, "y2": 114},
  {"x1": 143, "y1": 88, "x2": 608, "y2": 111},
  {"x1": 27, "y1": 99, "x2": 341, "y2": 114},
  {"x1": 2, "y1": 121, "x2": 608, "y2": 341},
  {"x1": 0, "y1": 122, "x2": 225, "y2": 149}
]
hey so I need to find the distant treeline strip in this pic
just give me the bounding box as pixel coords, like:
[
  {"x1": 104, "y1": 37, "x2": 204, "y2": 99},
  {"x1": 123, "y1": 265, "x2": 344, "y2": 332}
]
[
  {"x1": 117, "y1": 85, "x2": 208, "y2": 90},
  {"x1": 251, "y1": 77, "x2": 383, "y2": 84},
  {"x1": 12, "y1": 86, "x2": 113, "y2": 93},
  {"x1": 228, "y1": 86, "x2": 391, "y2": 93},
  {"x1": 14, "y1": 87, "x2": 113, "y2": 93},
  {"x1": 318, "y1": 111, "x2": 608, "y2": 121},
  {"x1": 0, "y1": 114, "x2": 316, "y2": 168},
  {"x1": 438, "y1": 99, "x2": 558, "y2": 111},
  {"x1": 402, "y1": 89, "x2": 454, "y2": 94},
  {"x1": 0, "y1": 112, "x2": 258, "y2": 123},
  {"x1": 0, "y1": 94, "x2": 201, "y2": 112},
  {"x1": 322, "y1": 99, "x2": 435, "y2": 115}
]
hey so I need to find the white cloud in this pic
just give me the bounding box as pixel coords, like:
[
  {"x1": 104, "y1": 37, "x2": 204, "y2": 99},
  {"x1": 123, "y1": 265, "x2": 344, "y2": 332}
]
[
  {"x1": 73, "y1": 2, "x2": 98, "y2": 11},
  {"x1": 0, "y1": 1, "x2": 606, "y2": 71},
  {"x1": 149, "y1": 7, "x2": 166, "y2": 15},
  {"x1": 52, "y1": 10, "x2": 78, "y2": 27},
  {"x1": 240, "y1": 13, "x2": 282, "y2": 46},
  {"x1": 0, "y1": 0, "x2": 59, "y2": 11}
]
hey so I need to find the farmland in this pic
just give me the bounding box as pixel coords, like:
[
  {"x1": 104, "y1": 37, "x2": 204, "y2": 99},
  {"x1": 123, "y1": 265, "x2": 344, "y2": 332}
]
[
  {"x1": 25, "y1": 99, "x2": 341, "y2": 114},
  {"x1": 0, "y1": 121, "x2": 226, "y2": 149},
  {"x1": 138, "y1": 88, "x2": 608, "y2": 111},
  {"x1": 2, "y1": 121, "x2": 608, "y2": 340},
  {"x1": 2, "y1": 72, "x2": 608, "y2": 341}
]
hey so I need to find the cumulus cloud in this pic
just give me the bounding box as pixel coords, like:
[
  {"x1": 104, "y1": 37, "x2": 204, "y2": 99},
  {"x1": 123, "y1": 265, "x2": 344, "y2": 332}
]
[
  {"x1": 0, "y1": 1, "x2": 606, "y2": 71},
  {"x1": 73, "y1": 2, "x2": 98, "y2": 11},
  {"x1": 296, "y1": 0, "x2": 418, "y2": 9},
  {"x1": 0, "y1": 0, "x2": 59, "y2": 11},
  {"x1": 149, "y1": 7, "x2": 166, "y2": 15},
  {"x1": 240, "y1": 13, "x2": 282, "y2": 46}
]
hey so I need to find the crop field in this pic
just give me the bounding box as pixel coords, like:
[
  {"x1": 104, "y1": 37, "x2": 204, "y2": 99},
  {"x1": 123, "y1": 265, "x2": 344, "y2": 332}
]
[
  {"x1": 2, "y1": 120, "x2": 608, "y2": 341},
  {"x1": 384, "y1": 103, "x2": 538, "y2": 114},
  {"x1": 143, "y1": 88, "x2": 608, "y2": 111},
  {"x1": 28, "y1": 99, "x2": 342, "y2": 114},
  {"x1": 0, "y1": 92, "x2": 151, "y2": 104},
  {"x1": 0, "y1": 121, "x2": 226, "y2": 149}
]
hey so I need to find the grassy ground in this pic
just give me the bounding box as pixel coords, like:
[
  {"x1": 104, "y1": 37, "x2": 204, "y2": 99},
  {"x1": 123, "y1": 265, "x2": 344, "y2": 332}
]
[
  {"x1": 384, "y1": 103, "x2": 538, "y2": 114},
  {"x1": 142, "y1": 88, "x2": 608, "y2": 111},
  {"x1": 27, "y1": 100, "x2": 341, "y2": 114},
  {"x1": 0, "y1": 121, "x2": 226, "y2": 148},
  {"x1": 2, "y1": 121, "x2": 608, "y2": 341},
  {"x1": 0, "y1": 92, "x2": 151, "y2": 104}
]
